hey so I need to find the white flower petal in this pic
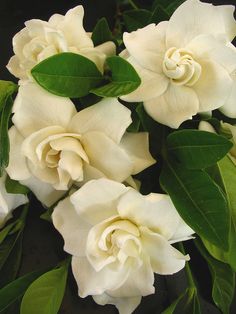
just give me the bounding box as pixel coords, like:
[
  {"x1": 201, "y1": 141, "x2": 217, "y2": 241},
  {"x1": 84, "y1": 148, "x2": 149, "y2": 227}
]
[
  {"x1": 81, "y1": 131, "x2": 133, "y2": 182},
  {"x1": 123, "y1": 22, "x2": 168, "y2": 73},
  {"x1": 70, "y1": 178, "x2": 129, "y2": 225},
  {"x1": 166, "y1": 0, "x2": 236, "y2": 48},
  {"x1": 52, "y1": 197, "x2": 91, "y2": 256},
  {"x1": 120, "y1": 57, "x2": 169, "y2": 102},
  {"x1": 72, "y1": 256, "x2": 129, "y2": 297},
  {"x1": 12, "y1": 82, "x2": 76, "y2": 137},
  {"x1": 81, "y1": 163, "x2": 106, "y2": 183},
  {"x1": 58, "y1": 151, "x2": 83, "y2": 181},
  {"x1": 21, "y1": 176, "x2": 64, "y2": 206},
  {"x1": 120, "y1": 132, "x2": 156, "y2": 175},
  {"x1": 93, "y1": 293, "x2": 141, "y2": 314},
  {"x1": 70, "y1": 98, "x2": 131, "y2": 144},
  {"x1": 220, "y1": 74, "x2": 236, "y2": 118},
  {"x1": 6, "y1": 127, "x2": 31, "y2": 181},
  {"x1": 141, "y1": 227, "x2": 189, "y2": 275},
  {"x1": 144, "y1": 84, "x2": 199, "y2": 128},
  {"x1": 193, "y1": 59, "x2": 232, "y2": 112}
]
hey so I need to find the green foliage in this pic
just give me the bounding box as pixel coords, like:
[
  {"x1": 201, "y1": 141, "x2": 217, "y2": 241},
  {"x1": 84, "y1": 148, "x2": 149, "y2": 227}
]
[
  {"x1": 20, "y1": 259, "x2": 69, "y2": 314},
  {"x1": 31, "y1": 53, "x2": 103, "y2": 98},
  {"x1": 91, "y1": 56, "x2": 141, "y2": 97},
  {"x1": 152, "y1": 0, "x2": 184, "y2": 16},
  {"x1": 0, "y1": 81, "x2": 17, "y2": 113},
  {"x1": 5, "y1": 176, "x2": 29, "y2": 195},
  {"x1": 123, "y1": 9, "x2": 152, "y2": 32},
  {"x1": 160, "y1": 158, "x2": 230, "y2": 251},
  {"x1": 167, "y1": 130, "x2": 232, "y2": 169},
  {"x1": 92, "y1": 17, "x2": 117, "y2": 47},
  {"x1": 148, "y1": 5, "x2": 169, "y2": 24},
  {"x1": 195, "y1": 238, "x2": 235, "y2": 314}
]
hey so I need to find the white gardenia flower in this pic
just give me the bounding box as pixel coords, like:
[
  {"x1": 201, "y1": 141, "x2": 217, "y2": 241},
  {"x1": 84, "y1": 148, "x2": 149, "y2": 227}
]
[
  {"x1": 7, "y1": 6, "x2": 116, "y2": 80},
  {"x1": 52, "y1": 178, "x2": 194, "y2": 314},
  {"x1": 121, "y1": 0, "x2": 236, "y2": 129},
  {"x1": 6, "y1": 82, "x2": 155, "y2": 206},
  {"x1": 0, "y1": 173, "x2": 28, "y2": 228}
]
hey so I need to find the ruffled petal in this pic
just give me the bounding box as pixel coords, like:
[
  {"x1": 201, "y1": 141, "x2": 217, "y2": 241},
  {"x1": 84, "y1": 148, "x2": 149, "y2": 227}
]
[
  {"x1": 120, "y1": 132, "x2": 156, "y2": 175},
  {"x1": 166, "y1": 0, "x2": 236, "y2": 48},
  {"x1": 70, "y1": 178, "x2": 129, "y2": 225},
  {"x1": 140, "y1": 227, "x2": 189, "y2": 275},
  {"x1": 144, "y1": 84, "x2": 199, "y2": 128},
  {"x1": 69, "y1": 98, "x2": 131, "y2": 144},
  {"x1": 12, "y1": 82, "x2": 76, "y2": 137},
  {"x1": 81, "y1": 131, "x2": 133, "y2": 182},
  {"x1": 52, "y1": 196, "x2": 91, "y2": 256},
  {"x1": 6, "y1": 127, "x2": 31, "y2": 181},
  {"x1": 220, "y1": 74, "x2": 236, "y2": 118}
]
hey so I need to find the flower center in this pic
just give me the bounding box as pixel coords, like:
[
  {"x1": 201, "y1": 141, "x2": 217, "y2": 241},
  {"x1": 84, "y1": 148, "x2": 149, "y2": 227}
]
[{"x1": 162, "y1": 47, "x2": 201, "y2": 86}]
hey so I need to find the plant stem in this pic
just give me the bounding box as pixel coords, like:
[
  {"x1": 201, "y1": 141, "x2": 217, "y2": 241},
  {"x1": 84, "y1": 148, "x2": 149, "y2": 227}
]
[
  {"x1": 178, "y1": 242, "x2": 196, "y2": 288},
  {"x1": 128, "y1": 0, "x2": 138, "y2": 9}
]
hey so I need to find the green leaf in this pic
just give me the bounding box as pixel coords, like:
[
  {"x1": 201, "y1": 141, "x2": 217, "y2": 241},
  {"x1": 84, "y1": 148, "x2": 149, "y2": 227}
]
[
  {"x1": 0, "y1": 96, "x2": 14, "y2": 176},
  {"x1": 160, "y1": 158, "x2": 230, "y2": 251},
  {"x1": 91, "y1": 56, "x2": 141, "y2": 97},
  {"x1": 203, "y1": 156, "x2": 236, "y2": 271},
  {"x1": 31, "y1": 53, "x2": 103, "y2": 98},
  {"x1": 20, "y1": 260, "x2": 69, "y2": 314},
  {"x1": 0, "y1": 222, "x2": 17, "y2": 245},
  {"x1": 0, "y1": 81, "x2": 17, "y2": 113},
  {"x1": 162, "y1": 287, "x2": 201, "y2": 314},
  {"x1": 195, "y1": 238, "x2": 235, "y2": 314},
  {"x1": 5, "y1": 176, "x2": 29, "y2": 195},
  {"x1": 123, "y1": 9, "x2": 152, "y2": 32},
  {"x1": 0, "y1": 269, "x2": 47, "y2": 312},
  {"x1": 148, "y1": 5, "x2": 169, "y2": 24},
  {"x1": 92, "y1": 18, "x2": 117, "y2": 47},
  {"x1": 151, "y1": 0, "x2": 184, "y2": 16},
  {"x1": 167, "y1": 130, "x2": 232, "y2": 169}
]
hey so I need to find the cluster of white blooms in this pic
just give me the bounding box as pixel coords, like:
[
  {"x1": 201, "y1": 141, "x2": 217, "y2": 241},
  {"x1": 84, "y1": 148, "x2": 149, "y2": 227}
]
[{"x1": 2, "y1": 0, "x2": 236, "y2": 313}]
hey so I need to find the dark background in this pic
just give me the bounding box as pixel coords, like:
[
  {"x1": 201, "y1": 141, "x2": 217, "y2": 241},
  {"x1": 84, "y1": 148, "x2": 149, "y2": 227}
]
[{"x1": 0, "y1": 0, "x2": 235, "y2": 313}]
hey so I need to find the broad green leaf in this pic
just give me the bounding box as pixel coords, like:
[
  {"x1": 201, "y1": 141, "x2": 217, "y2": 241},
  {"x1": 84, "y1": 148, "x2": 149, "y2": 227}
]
[
  {"x1": 0, "y1": 222, "x2": 17, "y2": 245},
  {"x1": 0, "y1": 96, "x2": 14, "y2": 175},
  {"x1": 195, "y1": 238, "x2": 235, "y2": 314},
  {"x1": 123, "y1": 9, "x2": 152, "y2": 32},
  {"x1": 162, "y1": 287, "x2": 201, "y2": 314},
  {"x1": 203, "y1": 156, "x2": 236, "y2": 271},
  {"x1": 91, "y1": 18, "x2": 117, "y2": 47},
  {"x1": 148, "y1": 5, "x2": 169, "y2": 24},
  {"x1": 152, "y1": 0, "x2": 184, "y2": 15},
  {"x1": 91, "y1": 56, "x2": 141, "y2": 97},
  {"x1": 160, "y1": 158, "x2": 230, "y2": 251},
  {"x1": 0, "y1": 269, "x2": 46, "y2": 312},
  {"x1": 0, "y1": 81, "x2": 17, "y2": 113},
  {"x1": 31, "y1": 53, "x2": 103, "y2": 98},
  {"x1": 5, "y1": 176, "x2": 29, "y2": 195},
  {"x1": 167, "y1": 130, "x2": 232, "y2": 169},
  {"x1": 20, "y1": 260, "x2": 69, "y2": 314}
]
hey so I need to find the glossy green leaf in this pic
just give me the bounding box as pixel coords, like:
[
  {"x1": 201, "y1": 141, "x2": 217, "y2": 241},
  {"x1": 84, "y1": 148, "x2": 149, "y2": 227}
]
[
  {"x1": 160, "y1": 158, "x2": 230, "y2": 250},
  {"x1": 148, "y1": 5, "x2": 169, "y2": 24},
  {"x1": 195, "y1": 238, "x2": 235, "y2": 314},
  {"x1": 5, "y1": 176, "x2": 29, "y2": 195},
  {"x1": 0, "y1": 269, "x2": 46, "y2": 312},
  {"x1": 91, "y1": 56, "x2": 141, "y2": 97},
  {"x1": 152, "y1": 0, "x2": 184, "y2": 15},
  {"x1": 31, "y1": 53, "x2": 103, "y2": 98},
  {"x1": 0, "y1": 96, "x2": 14, "y2": 176},
  {"x1": 167, "y1": 130, "x2": 232, "y2": 169},
  {"x1": 20, "y1": 260, "x2": 69, "y2": 314},
  {"x1": 0, "y1": 81, "x2": 17, "y2": 113},
  {"x1": 123, "y1": 9, "x2": 152, "y2": 32},
  {"x1": 91, "y1": 17, "x2": 117, "y2": 46}
]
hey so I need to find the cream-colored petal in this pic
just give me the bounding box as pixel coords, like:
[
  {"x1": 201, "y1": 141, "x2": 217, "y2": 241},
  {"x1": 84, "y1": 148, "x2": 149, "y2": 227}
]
[
  {"x1": 58, "y1": 151, "x2": 83, "y2": 181},
  {"x1": 72, "y1": 256, "x2": 129, "y2": 297},
  {"x1": 95, "y1": 41, "x2": 116, "y2": 57},
  {"x1": 193, "y1": 59, "x2": 232, "y2": 112},
  {"x1": 12, "y1": 82, "x2": 76, "y2": 137},
  {"x1": 140, "y1": 227, "x2": 190, "y2": 275},
  {"x1": 78, "y1": 48, "x2": 106, "y2": 73},
  {"x1": 120, "y1": 57, "x2": 169, "y2": 102},
  {"x1": 144, "y1": 84, "x2": 199, "y2": 129},
  {"x1": 220, "y1": 74, "x2": 236, "y2": 118},
  {"x1": 70, "y1": 98, "x2": 131, "y2": 144},
  {"x1": 166, "y1": 0, "x2": 236, "y2": 48},
  {"x1": 70, "y1": 178, "x2": 129, "y2": 225},
  {"x1": 120, "y1": 132, "x2": 156, "y2": 175},
  {"x1": 123, "y1": 22, "x2": 168, "y2": 73},
  {"x1": 6, "y1": 127, "x2": 31, "y2": 181},
  {"x1": 93, "y1": 293, "x2": 141, "y2": 314},
  {"x1": 81, "y1": 163, "x2": 106, "y2": 184},
  {"x1": 0, "y1": 173, "x2": 28, "y2": 228},
  {"x1": 52, "y1": 196, "x2": 91, "y2": 256},
  {"x1": 117, "y1": 190, "x2": 184, "y2": 239},
  {"x1": 20, "y1": 176, "x2": 65, "y2": 206},
  {"x1": 53, "y1": 6, "x2": 94, "y2": 49},
  {"x1": 81, "y1": 131, "x2": 133, "y2": 182}
]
